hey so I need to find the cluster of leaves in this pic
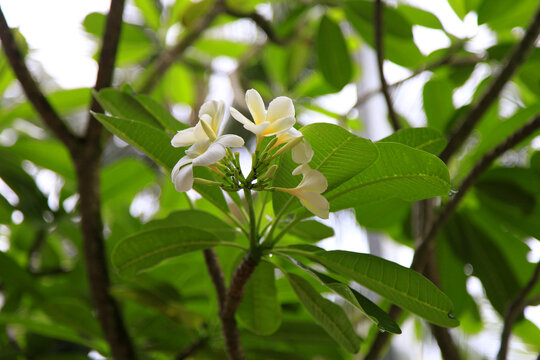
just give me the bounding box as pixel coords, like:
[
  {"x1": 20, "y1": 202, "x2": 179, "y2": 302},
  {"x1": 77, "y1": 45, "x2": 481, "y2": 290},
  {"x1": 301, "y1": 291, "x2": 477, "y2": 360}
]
[{"x1": 1, "y1": 0, "x2": 540, "y2": 359}]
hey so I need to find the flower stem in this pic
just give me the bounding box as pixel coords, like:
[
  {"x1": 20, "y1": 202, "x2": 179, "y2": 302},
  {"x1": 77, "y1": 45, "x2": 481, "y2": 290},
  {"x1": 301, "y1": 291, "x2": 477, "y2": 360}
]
[
  {"x1": 260, "y1": 196, "x2": 295, "y2": 248},
  {"x1": 243, "y1": 188, "x2": 258, "y2": 248}
]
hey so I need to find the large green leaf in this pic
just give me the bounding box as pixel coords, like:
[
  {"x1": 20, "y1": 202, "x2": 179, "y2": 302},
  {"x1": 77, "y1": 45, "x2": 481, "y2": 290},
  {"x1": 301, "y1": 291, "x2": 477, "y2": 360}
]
[
  {"x1": 134, "y1": 94, "x2": 186, "y2": 132},
  {"x1": 289, "y1": 220, "x2": 334, "y2": 242},
  {"x1": 101, "y1": 158, "x2": 156, "y2": 204},
  {"x1": 94, "y1": 113, "x2": 183, "y2": 170},
  {"x1": 272, "y1": 123, "x2": 378, "y2": 215},
  {"x1": 285, "y1": 272, "x2": 360, "y2": 353},
  {"x1": 316, "y1": 15, "x2": 352, "y2": 90},
  {"x1": 287, "y1": 257, "x2": 401, "y2": 334},
  {"x1": 303, "y1": 250, "x2": 459, "y2": 328},
  {"x1": 326, "y1": 142, "x2": 450, "y2": 212},
  {"x1": 397, "y1": 5, "x2": 443, "y2": 29},
  {"x1": 111, "y1": 226, "x2": 221, "y2": 276},
  {"x1": 380, "y1": 127, "x2": 447, "y2": 155},
  {"x1": 238, "y1": 261, "x2": 282, "y2": 335},
  {"x1": 143, "y1": 209, "x2": 237, "y2": 241}
]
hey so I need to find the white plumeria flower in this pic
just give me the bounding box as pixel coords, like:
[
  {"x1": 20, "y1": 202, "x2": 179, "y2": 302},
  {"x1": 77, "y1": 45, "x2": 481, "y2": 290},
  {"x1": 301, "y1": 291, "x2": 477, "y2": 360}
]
[
  {"x1": 291, "y1": 138, "x2": 313, "y2": 165},
  {"x1": 171, "y1": 100, "x2": 244, "y2": 192},
  {"x1": 276, "y1": 164, "x2": 329, "y2": 219},
  {"x1": 230, "y1": 89, "x2": 296, "y2": 138}
]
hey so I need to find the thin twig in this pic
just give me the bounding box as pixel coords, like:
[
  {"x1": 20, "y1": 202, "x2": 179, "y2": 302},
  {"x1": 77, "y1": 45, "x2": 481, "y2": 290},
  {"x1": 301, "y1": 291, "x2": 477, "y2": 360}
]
[
  {"x1": 0, "y1": 5, "x2": 79, "y2": 153},
  {"x1": 224, "y1": 6, "x2": 287, "y2": 45},
  {"x1": 203, "y1": 249, "x2": 227, "y2": 313},
  {"x1": 497, "y1": 261, "x2": 540, "y2": 360},
  {"x1": 138, "y1": 0, "x2": 225, "y2": 94},
  {"x1": 176, "y1": 336, "x2": 208, "y2": 360},
  {"x1": 440, "y1": 5, "x2": 540, "y2": 163},
  {"x1": 374, "y1": 0, "x2": 400, "y2": 131}
]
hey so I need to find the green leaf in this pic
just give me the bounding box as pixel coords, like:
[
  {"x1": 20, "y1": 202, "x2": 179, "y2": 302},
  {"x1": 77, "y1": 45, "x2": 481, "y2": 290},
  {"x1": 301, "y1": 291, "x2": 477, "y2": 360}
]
[
  {"x1": 289, "y1": 220, "x2": 334, "y2": 242},
  {"x1": 285, "y1": 272, "x2": 360, "y2": 353},
  {"x1": 273, "y1": 123, "x2": 378, "y2": 215},
  {"x1": 111, "y1": 226, "x2": 221, "y2": 276},
  {"x1": 93, "y1": 114, "x2": 183, "y2": 171},
  {"x1": 380, "y1": 127, "x2": 447, "y2": 155},
  {"x1": 316, "y1": 15, "x2": 352, "y2": 90},
  {"x1": 345, "y1": 2, "x2": 424, "y2": 68},
  {"x1": 354, "y1": 198, "x2": 410, "y2": 230},
  {"x1": 133, "y1": 0, "x2": 161, "y2": 30},
  {"x1": 101, "y1": 158, "x2": 156, "y2": 205},
  {"x1": 0, "y1": 313, "x2": 108, "y2": 354},
  {"x1": 41, "y1": 298, "x2": 103, "y2": 338},
  {"x1": 306, "y1": 250, "x2": 459, "y2": 327},
  {"x1": 288, "y1": 257, "x2": 401, "y2": 334},
  {"x1": 94, "y1": 88, "x2": 163, "y2": 129},
  {"x1": 397, "y1": 5, "x2": 443, "y2": 29},
  {"x1": 238, "y1": 261, "x2": 282, "y2": 335},
  {"x1": 143, "y1": 209, "x2": 237, "y2": 241},
  {"x1": 326, "y1": 142, "x2": 450, "y2": 212},
  {"x1": 134, "y1": 94, "x2": 186, "y2": 132},
  {"x1": 423, "y1": 76, "x2": 455, "y2": 132}
]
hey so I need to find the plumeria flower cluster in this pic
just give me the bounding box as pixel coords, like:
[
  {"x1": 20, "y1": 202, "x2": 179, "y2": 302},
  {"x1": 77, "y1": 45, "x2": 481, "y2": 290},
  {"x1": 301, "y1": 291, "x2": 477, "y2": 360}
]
[{"x1": 171, "y1": 89, "x2": 329, "y2": 219}]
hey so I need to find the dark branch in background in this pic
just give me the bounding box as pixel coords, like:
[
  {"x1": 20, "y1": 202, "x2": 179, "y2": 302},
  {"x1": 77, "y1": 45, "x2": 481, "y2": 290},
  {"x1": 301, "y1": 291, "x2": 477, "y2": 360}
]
[
  {"x1": 76, "y1": 1, "x2": 137, "y2": 359},
  {"x1": 203, "y1": 249, "x2": 227, "y2": 312},
  {"x1": 138, "y1": 0, "x2": 225, "y2": 94},
  {"x1": 86, "y1": 0, "x2": 126, "y2": 142},
  {"x1": 225, "y1": 6, "x2": 288, "y2": 45},
  {"x1": 366, "y1": 113, "x2": 540, "y2": 359},
  {"x1": 497, "y1": 261, "x2": 540, "y2": 360},
  {"x1": 220, "y1": 251, "x2": 261, "y2": 360},
  {"x1": 440, "y1": 5, "x2": 540, "y2": 163},
  {"x1": 0, "y1": 6, "x2": 80, "y2": 153},
  {"x1": 374, "y1": 0, "x2": 400, "y2": 131}
]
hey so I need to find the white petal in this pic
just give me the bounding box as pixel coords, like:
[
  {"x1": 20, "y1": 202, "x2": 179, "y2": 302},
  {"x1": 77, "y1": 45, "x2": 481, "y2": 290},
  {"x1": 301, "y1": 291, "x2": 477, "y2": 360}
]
[
  {"x1": 292, "y1": 163, "x2": 310, "y2": 176},
  {"x1": 262, "y1": 116, "x2": 295, "y2": 136},
  {"x1": 297, "y1": 169, "x2": 327, "y2": 193},
  {"x1": 199, "y1": 100, "x2": 225, "y2": 133},
  {"x1": 172, "y1": 159, "x2": 194, "y2": 192},
  {"x1": 216, "y1": 134, "x2": 244, "y2": 148},
  {"x1": 171, "y1": 128, "x2": 198, "y2": 147},
  {"x1": 244, "y1": 121, "x2": 270, "y2": 135},
  {"x1": 192, "y1": 143, "x2": 226, "y2": 166},
  {"x1": 266, "y1": 96, "x2": 295, "y2": 123},
  {"x1": 292, "y1": 140, "x2": 314, "y2": 164},
  {"x1": 230, "y1": 107, "x2": 254, "y2": 126},
  {"x1": 246, "y1": 89, "x2": 266, "y2": 125},
  {"x1": 185, "y1": 139, "x2": 210, "y2": 158},
  {"x1": 297, "y1": 191, "x2": 329, "y2": 219}
]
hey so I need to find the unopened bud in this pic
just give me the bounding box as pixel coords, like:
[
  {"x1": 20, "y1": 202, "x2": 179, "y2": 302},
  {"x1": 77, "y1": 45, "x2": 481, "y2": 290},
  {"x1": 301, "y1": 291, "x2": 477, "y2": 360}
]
[
  {"x1": 272, "y1": 135, "x2": 303, "y2": 159},
  {"x1": 193, "y1": 177, "x2": 221, "y2": 186},
  {"x1": 260, "y1": 165, "x2": 278, "y2": 180}
]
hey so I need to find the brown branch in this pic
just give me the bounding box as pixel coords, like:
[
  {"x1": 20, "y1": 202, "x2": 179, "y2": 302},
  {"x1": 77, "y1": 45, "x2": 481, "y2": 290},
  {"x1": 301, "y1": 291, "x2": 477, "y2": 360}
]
[
  {"x1": 224, "y1": 7, "x2": 287, "y2": 45},
  {"x1": 440, "y1": 5, "x2": 540, "y2": 163},
  {"x1": 137, "y1": 0, "x2": 224, "y2": 94},
  {"x1": 374, "y1": 0, "x2": 400, "y2": 131},
  {"x1": 0, "y1": 5, "x2": 79, "y2": 153},
  {"x1": 220, "y1": 251, "x2": 261, "y2": 360},
  {"x1": 86, "y1": 0, "x2": 126, "y2": 142},
  {"x1": 203, "y1": 249, "x2": 227, "y2": 313},
  {"x1": 366, "y1": 113, "x2": 540, "y2": 359},
  {"x1": 497, "y1": 261, "x2": 540, "y2": 360}
]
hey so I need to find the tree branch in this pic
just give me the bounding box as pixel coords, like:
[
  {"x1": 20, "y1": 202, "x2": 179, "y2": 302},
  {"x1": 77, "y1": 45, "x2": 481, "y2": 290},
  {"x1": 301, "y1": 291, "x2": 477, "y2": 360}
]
[
  {"x1": 137, "y1": 1, "x2": 224, "y2": 94},
  {"x1": 497, "y1": 261, "x2": 540, "y2": 360},
  {"x1": 439, "y1": 5, "x2": 540, "y2": 163},
  {"x1": 86, "y1": 0, "x2": 126, "y2": 142},
  {"x1": 176, "y1": 336, "x2": 208, "y2": 360},
  {"x1": 220, "y1": 251, "x2": 261, "y2": 360},
  {"x1": 224, "y1": 6, "x2": 287, "y2": 45},
  {"x1": 0, "y1": 5, "x2": 79, "y2": 153},
  {"x1": 374, "y1": 0, "x2": 400, "y2": 131},
  {"x1": 203, "y1": 249, "x2": 227, "y2": 313}
]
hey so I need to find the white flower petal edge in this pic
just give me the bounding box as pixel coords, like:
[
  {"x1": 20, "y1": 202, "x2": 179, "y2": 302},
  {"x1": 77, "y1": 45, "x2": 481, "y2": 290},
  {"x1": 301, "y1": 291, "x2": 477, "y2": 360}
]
[
  {"x1": 171, "y1": 123, "x2": 206, "y2": 147},
  {"x1": 172, "y1": 157, "x2": 194, "y2": 192},
  {"x1": 292, "y1": 139, "x2": 313, "y2": 164},
  {"x1": 232, "y1": 89, "x2": 296, "y2": 137},
  {"x1": 199, "y1": 100, "x2": 225, "y2": 134}
]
